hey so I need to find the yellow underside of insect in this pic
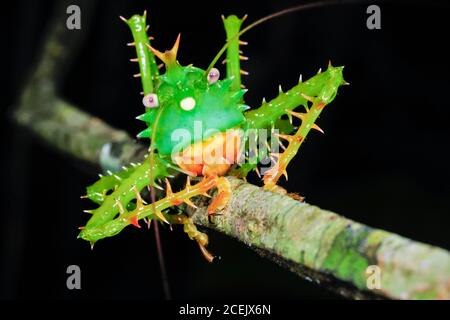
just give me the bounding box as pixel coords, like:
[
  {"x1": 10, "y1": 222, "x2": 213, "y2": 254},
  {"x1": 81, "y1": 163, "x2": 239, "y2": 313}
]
[
  {"x1": 170, "y1": 126, "x2": 300, "y2": 215},
  {"x1": 172, "y1": 128, "x2": 241, "y2": 214}
]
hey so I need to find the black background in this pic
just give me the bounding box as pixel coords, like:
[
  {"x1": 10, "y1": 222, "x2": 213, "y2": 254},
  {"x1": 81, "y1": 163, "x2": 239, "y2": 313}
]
[{"x1": 1, "y1": 0, "x2": 449, "y2": 299}]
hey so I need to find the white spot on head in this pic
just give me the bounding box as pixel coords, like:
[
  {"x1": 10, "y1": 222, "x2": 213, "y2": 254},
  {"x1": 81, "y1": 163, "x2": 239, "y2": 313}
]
[
  {"x1": 207, "y1": 68, "x2": 220, "y2": 84},
  {"x1": 180, "y1": 97, "x2": 196, "y2": 111},
  {"x1": 142, "y1": 93, "x2": 159, "y2": 108}
]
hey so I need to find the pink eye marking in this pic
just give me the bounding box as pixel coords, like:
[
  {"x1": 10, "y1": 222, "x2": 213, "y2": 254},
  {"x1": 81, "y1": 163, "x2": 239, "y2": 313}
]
[
  {"x1": 142, "y1": 93, "x2": 159, "y2": 108},
  {"x1": 207, "y1": 68, "x2": 220, "y2": 84}
]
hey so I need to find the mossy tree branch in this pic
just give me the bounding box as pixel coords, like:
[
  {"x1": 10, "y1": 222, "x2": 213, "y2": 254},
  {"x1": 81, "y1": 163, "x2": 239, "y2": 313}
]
[
  {"x1": 189, "y1": 178, "x2": 450, "y2": 299},
  {"x1": 11, "y1": 0, "x2": 450, "y2": 300}
]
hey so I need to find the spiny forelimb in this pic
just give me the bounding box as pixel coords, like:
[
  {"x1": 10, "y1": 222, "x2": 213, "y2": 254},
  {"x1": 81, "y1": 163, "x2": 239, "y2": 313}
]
[
  {"x1": 80, "y1": 175, "x2": 223, "y2": 261},
  {"x1": 223, "y1": 15, "x2": 249, "y2": 92},
  {"x1": 121, "y1": 11, "x2": 159, "y2": 95},
  {"x1": 81, "y1": 163, "x2": 138, "y2": 205},
  {"x1": 236, "y1": 63, "x2": 346, "y2": 185},
  {"x1": 79, "y1": 154, "x2": 171, "y2": 241},
  {"x1": 245, "y1": 63, "x2": 346, "y2": 130}
]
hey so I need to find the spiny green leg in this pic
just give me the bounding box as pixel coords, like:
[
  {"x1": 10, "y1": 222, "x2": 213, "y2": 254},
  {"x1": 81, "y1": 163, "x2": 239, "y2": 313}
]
[
  {"x1": 82, "y1": 164, "x2": 138, "y2": 205},
  {"x1": 223, "y1": 15, "x2": 248, "y2": 92},
  {"x1": 235, "y1": 63, "x2": 347, "y2": 180},
  {"x1": 121, "y1": 11, "x2": 159, "y2": 95},
  {"x1": 263, "y1": 63, "x2": 346, "y2": 190},
  {"x1": 79, "y1": 154, "x2": 171, "y2": 243},
  {"x1": 80, "y1": 175, "x2": 218, "y2": 261},
  {"x1": 246, "y1": 63, "x2": 346, "y2": 129}
]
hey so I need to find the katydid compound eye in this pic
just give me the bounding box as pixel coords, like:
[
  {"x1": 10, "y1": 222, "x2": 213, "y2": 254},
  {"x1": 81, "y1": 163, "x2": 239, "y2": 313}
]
[
  {"x1": 142, "y1": 93, "x2": 159, "y2": 108},
  {"x1": 180, "y1": 97, "x2": 196, "y2": 111},
  {"x1": 207, "y1": 68, "x2": 220, "y2": 84}
]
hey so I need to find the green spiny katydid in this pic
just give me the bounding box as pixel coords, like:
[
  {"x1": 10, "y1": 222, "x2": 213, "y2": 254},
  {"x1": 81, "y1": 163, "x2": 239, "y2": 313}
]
[{"x1": 78, "y1": 3, "x2": 348, "y2": 265}]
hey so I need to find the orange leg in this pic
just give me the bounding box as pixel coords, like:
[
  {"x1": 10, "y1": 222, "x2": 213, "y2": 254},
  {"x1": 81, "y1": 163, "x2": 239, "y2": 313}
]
[
  {"x1": 207, "y1": 176, "x2": 232, "y2": 219},
  {"x1": 166, "y1": 174, "x2": 232, "y2": 261},
  {"x1": 169, "y1": 213, "x2": 216, "y2": 263}
]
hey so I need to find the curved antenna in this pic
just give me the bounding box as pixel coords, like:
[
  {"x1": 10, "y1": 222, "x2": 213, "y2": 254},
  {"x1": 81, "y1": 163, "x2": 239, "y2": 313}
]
[
  {"x1": 148, "y1": 106, "x2": 171, "y2": 299},
  {"x1": 205, "y1": 0, "x2": 361, "y2": 74}
]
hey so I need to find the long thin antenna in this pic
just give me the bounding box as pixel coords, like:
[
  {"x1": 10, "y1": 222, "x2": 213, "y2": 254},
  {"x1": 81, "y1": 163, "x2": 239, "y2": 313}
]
[
  {"x1": 205, "y1": 0, "x2": 359, "y2": 74},
  {"x1": 148, "y1": 106, "x2": 171, "y2": 300},
  {"x1": 153, "y1": 219, "x2": 171, "y2": 299}
]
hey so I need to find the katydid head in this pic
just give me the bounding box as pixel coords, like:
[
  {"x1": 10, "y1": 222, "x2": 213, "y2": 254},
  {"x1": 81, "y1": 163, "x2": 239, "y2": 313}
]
[{"x1": 136, "y1": 35, "x2": 247, "y2": 155}]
